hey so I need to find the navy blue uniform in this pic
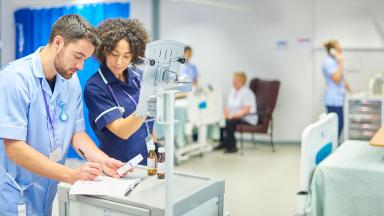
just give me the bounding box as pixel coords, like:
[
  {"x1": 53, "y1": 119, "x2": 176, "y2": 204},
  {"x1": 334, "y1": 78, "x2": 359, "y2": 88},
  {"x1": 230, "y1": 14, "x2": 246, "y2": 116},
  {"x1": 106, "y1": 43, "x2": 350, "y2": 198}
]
[{"x1": 84, "y1": 64, "x2": 153, "y2": 163}]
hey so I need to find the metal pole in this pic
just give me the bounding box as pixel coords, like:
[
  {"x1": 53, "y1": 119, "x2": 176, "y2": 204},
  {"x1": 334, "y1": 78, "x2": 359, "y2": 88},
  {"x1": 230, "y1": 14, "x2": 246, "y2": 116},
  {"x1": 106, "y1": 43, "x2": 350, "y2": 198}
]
[
  {"x1": 152, "y1": 0, "x2": 160, "y2": 40},
  {"x1": 162, "y1": 91, "x2": 175, "y2": 216}
]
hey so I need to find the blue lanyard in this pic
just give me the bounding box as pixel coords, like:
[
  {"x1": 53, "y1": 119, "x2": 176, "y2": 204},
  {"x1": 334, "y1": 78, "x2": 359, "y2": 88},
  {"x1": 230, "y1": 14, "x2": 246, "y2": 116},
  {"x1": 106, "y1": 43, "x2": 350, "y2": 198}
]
[
  {"x1": 106, "y1": 84, "x2": 122, "y2": 108},
  {"x1": 40, "y1": 81, "x2": 55, "y2": 150},
  {"x1": 132, "y1": 78, "x2": 140, "y2": 89},
  {"x1": 99, "y1": 68, "x2": 152, "y2": 137}
]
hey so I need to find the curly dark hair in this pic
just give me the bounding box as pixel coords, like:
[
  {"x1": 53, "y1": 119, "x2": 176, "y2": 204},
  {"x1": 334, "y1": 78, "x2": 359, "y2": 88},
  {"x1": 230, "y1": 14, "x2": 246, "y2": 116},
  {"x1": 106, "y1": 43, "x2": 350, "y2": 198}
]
[{"x1": 95, "y1": 18, "x2": 149, "y2": 66}]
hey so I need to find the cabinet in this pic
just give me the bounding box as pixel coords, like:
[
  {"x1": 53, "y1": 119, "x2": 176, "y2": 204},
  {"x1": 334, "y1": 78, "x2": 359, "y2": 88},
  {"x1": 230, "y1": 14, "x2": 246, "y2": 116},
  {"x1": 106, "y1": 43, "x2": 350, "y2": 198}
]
[
  {"x1": 58, "y1": 167, "x2": 225, "y2": 216},
  {"x1": 345, "y1": 95, "x2": 383, "y2": 141}
]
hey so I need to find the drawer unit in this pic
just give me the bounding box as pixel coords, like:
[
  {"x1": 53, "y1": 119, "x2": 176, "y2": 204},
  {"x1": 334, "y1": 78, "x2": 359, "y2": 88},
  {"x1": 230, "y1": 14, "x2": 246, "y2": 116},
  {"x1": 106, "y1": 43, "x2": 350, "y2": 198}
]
[
  {"x1": 58, "y1": 168, "x2": 225, "y2": 216},
  {"x1": 345, "y1": 96, "x2": 384, "y2": 141}
]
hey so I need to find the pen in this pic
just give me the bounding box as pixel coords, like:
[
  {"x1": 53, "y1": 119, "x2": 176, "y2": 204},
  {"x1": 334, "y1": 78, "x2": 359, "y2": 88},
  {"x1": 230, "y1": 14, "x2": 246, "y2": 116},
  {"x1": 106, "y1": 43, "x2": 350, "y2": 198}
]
[
  {"x1": 78, "y1": 148, "x2": 87, "y2": 160},
  {"x1": 78, "y1": 148, "x2": 103, "y2": 175}
]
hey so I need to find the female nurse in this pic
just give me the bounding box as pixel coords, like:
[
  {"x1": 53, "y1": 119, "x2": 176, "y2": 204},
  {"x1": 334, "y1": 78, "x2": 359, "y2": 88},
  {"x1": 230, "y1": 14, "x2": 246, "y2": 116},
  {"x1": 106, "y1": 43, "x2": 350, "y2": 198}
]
[
  {"x1": 322, "y1": 39, "x2": 352, "y2": 137},
  {"x1": 84, "y1": 18, "x2": 154, "y2": 163}
]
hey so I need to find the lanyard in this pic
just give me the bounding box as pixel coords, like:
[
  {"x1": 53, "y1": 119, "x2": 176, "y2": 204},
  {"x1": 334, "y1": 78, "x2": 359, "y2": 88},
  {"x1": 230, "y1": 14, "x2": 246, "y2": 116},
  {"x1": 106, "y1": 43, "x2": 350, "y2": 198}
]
[
  {"x1": 99, "y1": 69, "x2": 123, "y2": 108},
  {"x1": 40, "y1": 80, "x2": 55, "y2": 150},
  {"x1": 107, "y1": 84, "x2": 121, "y2": 108},
  {"x1": 132, "y1": 77, "x2": 140, "y2": 89},
  {"x1": 99, "y1": 68, "x2": 151, "y2": 137}
]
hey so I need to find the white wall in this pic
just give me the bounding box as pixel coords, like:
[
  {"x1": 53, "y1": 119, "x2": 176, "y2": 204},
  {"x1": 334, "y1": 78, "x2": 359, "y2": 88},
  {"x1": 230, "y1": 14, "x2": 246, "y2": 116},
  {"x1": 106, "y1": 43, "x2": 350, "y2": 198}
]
[
  {"x1": 2, "y1": 0, "x2": 384, "y2": 142},
  {"x1": 157, "y1": 0, "x2": 384, "y2": 142},
  {"x1": 314, "y1": 0, "x2": 384, "y2": 48},
  {"x1": 159, "y1": 0, "x2": 315, "y2": 142},
  {"x1": 130, "y1": 0, "x2": 152, "y2": 38},
  {"x1": 313, "y1": 0, "x2": 384, "y2": 126}
]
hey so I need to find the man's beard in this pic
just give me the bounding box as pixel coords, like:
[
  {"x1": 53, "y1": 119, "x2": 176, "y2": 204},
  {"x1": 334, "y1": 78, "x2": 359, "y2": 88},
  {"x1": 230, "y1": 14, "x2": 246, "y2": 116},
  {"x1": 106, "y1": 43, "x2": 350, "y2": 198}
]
[{"x1": 54, "y1": 50, "x2": 75, "y2": 80}]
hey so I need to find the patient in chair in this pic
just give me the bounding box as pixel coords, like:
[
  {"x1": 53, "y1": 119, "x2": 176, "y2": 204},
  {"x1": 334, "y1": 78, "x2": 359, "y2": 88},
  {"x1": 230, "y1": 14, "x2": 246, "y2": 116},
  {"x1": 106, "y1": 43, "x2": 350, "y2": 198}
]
[{"x1": 214, "y1": 71, "x2": 258, "y2": 153}]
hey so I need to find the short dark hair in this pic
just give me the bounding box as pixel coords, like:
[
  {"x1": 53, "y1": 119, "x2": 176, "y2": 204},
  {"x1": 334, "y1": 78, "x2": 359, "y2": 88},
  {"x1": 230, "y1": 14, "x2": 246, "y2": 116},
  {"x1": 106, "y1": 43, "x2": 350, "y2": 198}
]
[
  {"x1": 184, "y1": 46, "x2": 192, "y2": 53},
  {"x1": 48, "y1": 14, "x2": 100, "y2": 48},
  {"x1": 95, "y1": 18, "x2": 149, "y2": 66}
]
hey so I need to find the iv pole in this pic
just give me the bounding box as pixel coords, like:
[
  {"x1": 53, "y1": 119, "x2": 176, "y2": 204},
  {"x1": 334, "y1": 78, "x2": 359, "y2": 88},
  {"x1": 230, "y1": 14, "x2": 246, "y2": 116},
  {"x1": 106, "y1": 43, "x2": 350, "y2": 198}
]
[
  {"x1": 157, "y1": 90, "x2": 177, "y2": 216},
  {"x1": 136, "y1": 40, "x2": 190, "y2": 216}
]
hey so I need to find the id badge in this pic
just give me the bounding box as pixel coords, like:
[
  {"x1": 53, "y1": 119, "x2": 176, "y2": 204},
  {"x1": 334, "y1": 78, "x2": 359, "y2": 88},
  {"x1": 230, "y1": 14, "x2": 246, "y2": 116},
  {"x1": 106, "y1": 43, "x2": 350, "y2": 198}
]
[
  {"x1": 17, "y1": 201, "x2": 26, "y2": 216},
  {"x1": 49, "y1": 147, "x2": 63, "y2": 162},
  {"x1": 145, "y1": 135, "x2": 154, "y2": 151}
]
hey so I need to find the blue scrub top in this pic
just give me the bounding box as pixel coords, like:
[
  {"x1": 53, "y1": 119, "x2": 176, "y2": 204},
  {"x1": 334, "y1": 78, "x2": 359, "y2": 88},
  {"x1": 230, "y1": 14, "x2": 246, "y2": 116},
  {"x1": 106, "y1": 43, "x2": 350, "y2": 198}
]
[
  {"x1": 322, "y1": 55, "x2": 345, "y2": 107},
  {"x1": 0, "y1": 48, "x2": 85, "y2": 215},
  {"x1": 84, "y1": 64, "x2": 154, "y2": 164}
]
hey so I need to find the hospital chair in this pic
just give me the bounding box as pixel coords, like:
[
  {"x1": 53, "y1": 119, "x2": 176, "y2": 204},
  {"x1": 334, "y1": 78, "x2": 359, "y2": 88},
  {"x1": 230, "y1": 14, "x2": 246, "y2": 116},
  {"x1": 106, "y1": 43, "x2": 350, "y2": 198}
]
[
  {"x1": 236, "y1": 78, "x2": 280, "y2": 153},
  {"x1": 296, "y1": 113, "x2": 338, "y2": 216}
]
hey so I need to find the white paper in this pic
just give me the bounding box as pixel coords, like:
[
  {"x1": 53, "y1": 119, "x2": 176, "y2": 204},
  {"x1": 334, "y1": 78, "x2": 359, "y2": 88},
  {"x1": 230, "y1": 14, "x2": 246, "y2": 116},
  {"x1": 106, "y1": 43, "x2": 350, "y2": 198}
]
[
  {"x1": 117, "y1": 154, "x2": 144, "y2": 176},
  {"x1": 69, "y1": 175, "x2": 140, "y2": 196}
]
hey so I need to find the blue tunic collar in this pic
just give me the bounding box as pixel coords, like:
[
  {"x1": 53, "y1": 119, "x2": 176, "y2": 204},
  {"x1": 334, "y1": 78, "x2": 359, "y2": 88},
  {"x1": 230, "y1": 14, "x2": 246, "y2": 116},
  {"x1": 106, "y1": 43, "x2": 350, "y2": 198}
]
[{"x1": 100, "y1": 64, "x2": 138, "y2": 85}]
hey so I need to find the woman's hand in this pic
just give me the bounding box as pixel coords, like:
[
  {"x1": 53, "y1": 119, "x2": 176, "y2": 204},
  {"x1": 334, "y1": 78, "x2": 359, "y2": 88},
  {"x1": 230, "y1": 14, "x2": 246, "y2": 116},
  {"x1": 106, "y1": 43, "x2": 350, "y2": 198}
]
[
  {"x1": 334, "y1": 51, "x2": 344, "y2": 68},
  {"x1": 100, "y1": 157, "x2": 130, "y2": 178}
]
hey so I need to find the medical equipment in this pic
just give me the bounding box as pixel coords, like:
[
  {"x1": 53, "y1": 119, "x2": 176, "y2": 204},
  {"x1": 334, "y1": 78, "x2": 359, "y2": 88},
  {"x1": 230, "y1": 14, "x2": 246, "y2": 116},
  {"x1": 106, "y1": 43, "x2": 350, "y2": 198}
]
[
  {"x1": 187, "y1": 85, "x2": 223, "y2": 127},
  {"x1": 175, "y1": 85, "x2": 223, "y2": 163},
  {"x1": 344, "y1": 94, "x2": 384, "y2": 141},
  {"x1": 369, "y1": 72, "x2": 384, "y2": 96},
  {"x1": 136, "y1": 40, "x2": 192, "y2": 216},
  {"x1": 135, "y1": 40, "x2": 191, "y2": 117},
  {"x1": 296, "y1": 113, "x2": 338, "y2": 216}
]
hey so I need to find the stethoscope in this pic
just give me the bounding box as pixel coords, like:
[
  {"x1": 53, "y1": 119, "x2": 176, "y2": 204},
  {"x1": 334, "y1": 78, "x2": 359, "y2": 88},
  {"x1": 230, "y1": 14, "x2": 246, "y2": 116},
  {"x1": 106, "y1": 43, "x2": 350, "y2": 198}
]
[{"x1": 98, "y1": 68, "x2": 152, "y2": 136}]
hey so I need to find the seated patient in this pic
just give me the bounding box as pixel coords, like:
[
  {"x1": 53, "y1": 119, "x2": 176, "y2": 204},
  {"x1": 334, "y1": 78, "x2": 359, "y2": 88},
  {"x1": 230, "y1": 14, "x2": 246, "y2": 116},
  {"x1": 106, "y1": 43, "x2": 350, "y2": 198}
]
[{"x1": 215, "y1": 71, "x2": 258, "y2": 153}]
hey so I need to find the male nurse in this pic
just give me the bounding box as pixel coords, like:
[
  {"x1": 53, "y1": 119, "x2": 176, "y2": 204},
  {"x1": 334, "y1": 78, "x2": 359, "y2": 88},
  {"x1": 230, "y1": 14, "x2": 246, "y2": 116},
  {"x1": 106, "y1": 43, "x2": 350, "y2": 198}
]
[{"x1": 0, "y1": 14, "x2": 126, "y2": 215}]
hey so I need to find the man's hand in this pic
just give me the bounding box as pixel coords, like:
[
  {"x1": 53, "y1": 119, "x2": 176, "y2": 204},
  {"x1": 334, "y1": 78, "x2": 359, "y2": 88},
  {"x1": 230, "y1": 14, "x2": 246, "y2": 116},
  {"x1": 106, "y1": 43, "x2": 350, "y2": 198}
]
[
  {"x1": 68, "y1": 162, "x2": 102, "y2": 184},
  {"x1": 71, "y1": 132, "x2": 134, "y2": 178}
]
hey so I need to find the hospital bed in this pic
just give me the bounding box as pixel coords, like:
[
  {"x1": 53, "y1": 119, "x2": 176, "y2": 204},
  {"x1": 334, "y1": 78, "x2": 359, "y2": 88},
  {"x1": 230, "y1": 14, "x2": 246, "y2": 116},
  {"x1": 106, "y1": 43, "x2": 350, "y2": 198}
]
[
  {"x1": 175, "y1": 85, "x2": 223, "y2": 163},
  {"x1": 296, "y1": 113, "x2": 338, "y2": 216}
]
